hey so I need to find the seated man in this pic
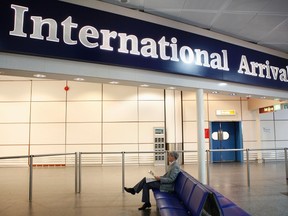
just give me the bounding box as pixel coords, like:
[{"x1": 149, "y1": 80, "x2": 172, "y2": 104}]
[{"x1": 124, "y1": 151, "x2": 180, "y2": 210}]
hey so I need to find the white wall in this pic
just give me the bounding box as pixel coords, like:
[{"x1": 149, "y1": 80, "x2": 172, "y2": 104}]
[
  {"x1": 0, "y1": 80, "x2": 165, "y2": 165},
  {"x1": 0, "y1": 80, "x2": 287, "y2": 165},
  {"x1": 259, "y1": 109, "x2": 288, "y2": 160}
]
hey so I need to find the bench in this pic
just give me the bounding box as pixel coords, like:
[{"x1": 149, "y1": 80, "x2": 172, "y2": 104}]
[
  {"x1": 153, "y1": 170, "x2": 250, "y2": 216},
  {"x1": 205, "y1": 184, "x2": 251, "y2": 216}
]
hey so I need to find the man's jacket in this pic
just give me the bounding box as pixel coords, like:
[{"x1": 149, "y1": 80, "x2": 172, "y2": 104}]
[{"x1": 159, "y1": 161, "x2": 180, "y2": 192}]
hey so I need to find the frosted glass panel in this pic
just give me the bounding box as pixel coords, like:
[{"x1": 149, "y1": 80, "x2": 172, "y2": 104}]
[
  {"x1": 275, "y1": 121, "x2": 288, "y2": 140},
  {"x1": 183, "y1": 122, "x2": 197, "y2": 142},
  {"x1": 259, "y1": 112, "x2": 273, "y2": 120},
  {"x1": 103, "y1": 144, "x2": 138, "y2": 152},
  {"x1": 182, "y1": 91, "x2": 196, "y2": 100},
  {"x1": 260, "y1": 121, "x2": 275, "y2": 141},
  {"x1": 66, "y1": 123, "x2": 101, "y2": 144},
  {"x1": 138, "y1": 88, "x2": 164, "y2": 100},
  {"x1": 32, "y1": 81, "x2": 66, "y2": 101},
  {"x1": 0, "y1": 102, "x2": 30, "y2": 123},
  {"x1": 103, "y1": 84, "x2": 137, "y2": 100},
  {"x1": 139, "y1": 143, "x2": 154, "y2": 151},
  {"x1": 0, "y1": 81, "x2": 31, "y2": 101},
  {"x1": 103, "y1": 123, "x2": 138, "y2": 143},
  {"x1": 31, "y1": 102, "x2": 65, "y2": 122},
  {"x1": 66, "y1": 144, "x2": 101, "y2": 153},
  {"x1": 30, "y1": 145, "x2": 66, "y2": 154},
  {"x1": 0, "y1": 146, "x2": 28, "y2": 165},
  {"x1": 139, "y1": 122, "x2": 164, "y2": 143},
  {"x1": 30, "y1": 123, "x2": 65, "y2": 144},
  {"x1": 276, "y1": 140, "x2": 288, "y2": 148},
  {"x1": 274, "y1": 109, "x2": 288, "y2": 120},
  {"x1": 139, "y1": 101, "x2": 164, "y2": 121},
  {"x1": 0, "y1": 146, "x2": 28, "y2": 157},
  {"x1": 67, "y1": 81, "x2": 102, "y2": 101},
  {"x1": 0, "y1": 124, "x2": 29, "y2": 144},
  {"x1": 183, "y1": 101, "x2": 196, "y2": 121},
  {"x1": 67, "y1": 101, "x2": 102, "y2": 122},
  {"x1": 103, "y1": 101, "x2": 137, "y2": 122},
  {"x1": 30, "y1": 146, "x2": 66, "y2": 164}
]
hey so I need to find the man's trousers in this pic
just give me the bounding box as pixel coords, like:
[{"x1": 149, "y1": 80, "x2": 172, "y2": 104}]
[{"x1": 133, "y1": 177, "x2": 160, "y2": 203}]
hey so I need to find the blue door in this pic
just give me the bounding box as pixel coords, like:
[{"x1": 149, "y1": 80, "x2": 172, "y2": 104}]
[{"x1": 211, "y1": 122, "x2": 242, "y2": 162}]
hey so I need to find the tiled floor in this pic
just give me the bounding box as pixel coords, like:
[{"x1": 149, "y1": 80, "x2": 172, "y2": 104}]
[{"x1": 0, "y1": 162, "x2": 287, "y2": 216}]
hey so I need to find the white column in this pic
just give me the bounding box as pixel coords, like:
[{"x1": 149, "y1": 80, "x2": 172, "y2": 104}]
[
  {"x1": 196, "y1": 89, "x2": 206, "y2": 184},
  {"x1": 165, "y1": 90, "x2": 183, "y2": 160},
  {"x1": 255, "y1": 110, "x2": 263, "y2": 162}
]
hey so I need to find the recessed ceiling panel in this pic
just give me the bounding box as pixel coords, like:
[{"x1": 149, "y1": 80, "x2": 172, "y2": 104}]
[
  {"x1": 211, "y1": 12, "x2": 256, "y2": 35},
  {"x1": 261, "y1": 0, "x2": 288, "y2": 13},
  {"x1": 225, "y1": 0, "x2": 270, "y2": 12},
  {"x1": 180, "y1": 11, "x2": 217, "y2": 28},
  {"x1": 260, "y1": 21, "x2": 288, "y2": 44},
  {"x1": 238, "y1": 14, "x2": 288, "y2": 41},
  {"x1": 144, "y1": 0, "x2": 186, "y2": 11},
  {"x1": 183, "y1": 0, "x2": 229, "y2": 10}
]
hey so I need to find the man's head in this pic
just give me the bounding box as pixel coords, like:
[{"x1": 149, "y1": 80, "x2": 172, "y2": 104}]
[{"x1": 168, "y1": 151, "x2": 179, "y2": 162}]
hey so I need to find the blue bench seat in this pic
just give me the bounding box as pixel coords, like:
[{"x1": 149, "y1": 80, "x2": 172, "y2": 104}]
[{"x1": 153, "y1": 170, "x2": 251, "y2": 216}]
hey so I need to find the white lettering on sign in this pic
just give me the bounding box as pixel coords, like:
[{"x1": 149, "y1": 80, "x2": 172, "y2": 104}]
[
  {"x1": 8, "y1": 4, "x2": 288, "y2": 84},
  {"x1": 9, "y1": 4, "x2": 230, "y2": 72},
  {"x1": 238, "y1": 55, "x2": 288, "y2": 82}
]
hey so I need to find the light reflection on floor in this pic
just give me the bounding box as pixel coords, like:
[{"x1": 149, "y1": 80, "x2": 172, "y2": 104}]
[{"x1": 0, "y1": 162, "x2": 287, "y2": 216}]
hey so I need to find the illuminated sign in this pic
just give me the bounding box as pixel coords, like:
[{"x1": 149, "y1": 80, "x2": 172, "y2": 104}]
[
  {"x1": 259, "y1": 106, "x2": 274, "y2": 114},
  {"x1": 0, "y1": 0, "x2": 287, "y2": 90},
  {"x1": 216, "y1": 110, "x2": 236, "y2": 116}
]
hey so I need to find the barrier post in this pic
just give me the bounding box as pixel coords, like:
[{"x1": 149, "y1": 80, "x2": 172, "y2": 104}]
[
  {"x1": 122, "y1": 152, "x2": 125, "y2": 193},
  {"x1": 246, "y1": 149, "x2": 250, "y2": 187},
  {"x1": 206, "y1": 150, "x2": 210, "y2": 185},
  {"x1": 75, "y1": 152, "x2": 78, "y2": 193},
  {"x1": 29, "y1": 155, "x2": 33, "y2": 202},
  {"x1": 79, "y1": 152, "x2": 82, "y2": 193},
  {"x1": 165, "y1": 150, "x2": 168, "y2": 172},
  {"x1": 285, "y1": 148, "x2": 288, "y2": 185}
]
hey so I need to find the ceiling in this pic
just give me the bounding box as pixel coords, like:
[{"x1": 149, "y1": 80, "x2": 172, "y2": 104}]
[
  {"x1": 99, "y1": 0, "x2": 288, "y2": 54},
  {"x1": 0, "y1": 0, "x2": 287, "y2": 102}
]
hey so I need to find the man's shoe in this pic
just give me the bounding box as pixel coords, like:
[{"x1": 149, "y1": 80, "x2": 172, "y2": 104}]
[
  {"x1": 124, "y1": 187, "x2": 135, "y2": 195},
  {"x1": 138, "y1": 202, "x2": 151, "y2": 210}
]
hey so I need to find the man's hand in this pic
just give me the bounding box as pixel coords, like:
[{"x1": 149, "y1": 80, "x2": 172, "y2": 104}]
[{"x1": 155, "y1": 176, "x2": 161, "y2": 181}]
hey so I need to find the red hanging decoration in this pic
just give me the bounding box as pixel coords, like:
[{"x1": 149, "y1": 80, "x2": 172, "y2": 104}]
[{"x1": 64, "y1": 86, "x2": 70, "y2": 91}]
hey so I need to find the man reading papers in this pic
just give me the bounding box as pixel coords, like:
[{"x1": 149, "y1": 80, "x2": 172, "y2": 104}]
[{"x1": 124, "y1": 151, "x2": 180, "y2": 210}]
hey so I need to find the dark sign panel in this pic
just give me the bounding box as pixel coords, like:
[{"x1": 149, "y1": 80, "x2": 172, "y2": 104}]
[{"x1": 0, "y1": 0, "x2": 287, "y2": 90}]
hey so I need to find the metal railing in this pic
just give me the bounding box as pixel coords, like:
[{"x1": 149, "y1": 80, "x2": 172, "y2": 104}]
[
  {"x1": 78, "y1": 148, "x2": 288, "y2": 193},
  {"x1": 0, "y1": 153, "x2": 78, "y2": 201},
  {"x1": 206, "y1": 148, "x2": 288, "y2": 187},
  {"x1": 0, "y1": 148, "x2": 287, "y2": 201},
  {"x1": 78, "y1": 150, "x2": 199, "y2": 193}
]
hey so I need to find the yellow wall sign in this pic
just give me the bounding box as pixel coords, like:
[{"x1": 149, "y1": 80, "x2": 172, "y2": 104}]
[{"x1": 216, "y1": 110, "x2": 236, "y2": 116}]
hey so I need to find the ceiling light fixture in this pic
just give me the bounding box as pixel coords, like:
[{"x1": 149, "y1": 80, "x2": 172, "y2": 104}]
[
  {"x1": 74, "y1": 78, "x2": 85, "y2": 81},
  {"x1": 109, "y1": 81, "x2": 119, "y2": 84},
  {"x1": 33, "y1": 74, "x2": 46, "y2": 78},
  {"x1": 219, "y1": 83, "x2": 227, "y2": 86},
  {"x1": 140, "y1": 84, "x2": 149, "y2": 87},
  {"x1": 118, "y1": 0, "x2": 129, "y2": 3}
]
